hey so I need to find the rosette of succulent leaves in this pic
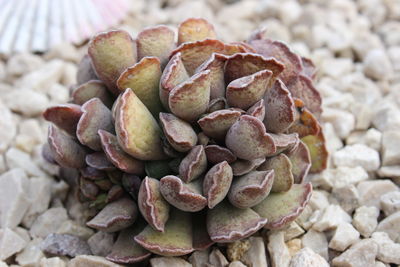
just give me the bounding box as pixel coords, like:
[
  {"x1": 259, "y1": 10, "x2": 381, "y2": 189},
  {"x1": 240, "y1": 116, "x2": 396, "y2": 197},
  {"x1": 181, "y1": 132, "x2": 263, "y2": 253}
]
[{"x1": 43, "y1": 18, "x2": 328, "y2": 264}]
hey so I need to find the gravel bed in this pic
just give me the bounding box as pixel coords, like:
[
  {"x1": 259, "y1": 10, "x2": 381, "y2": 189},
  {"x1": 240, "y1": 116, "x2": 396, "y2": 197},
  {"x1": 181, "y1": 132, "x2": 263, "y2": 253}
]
[{"x1": 0, "y1": 0, "x2": 399, "y2": 266}]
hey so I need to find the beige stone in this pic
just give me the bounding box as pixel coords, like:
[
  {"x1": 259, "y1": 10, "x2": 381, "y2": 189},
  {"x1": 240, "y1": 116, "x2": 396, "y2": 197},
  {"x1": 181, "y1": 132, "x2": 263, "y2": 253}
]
[
  {"x1": 268, "y1": 231, "x2": 291, "y2": 267},
  {"x1": 380, "y1": 191, "x2": 400, "y2": 216},
  {"x1": 30, "y1": 207, "x2": 69, "y2": 238},
  {"x1": 289, "y1": 247, "x2": 329, "y2": 267},
  {"x1": 287, "y1": 239, "x2": 302, "y2": 256},
  {"x1": 382, "y1": 131, "x2": 400, "y2": 166},
  {"x1": 5, "y1": 148, "x2": 46, "y2": 177},
  {"x1": 209, "y1": 248, "x2": 229, "y2": 267},
  {"x1": 0, "y1": 228, "x2": 28, "y2": 261},
  {"x1": 353, "y1": 206, "x2": 379, "y2": 237},
  {"x1": 56, "y1": 220, "x2": 94, "y2": 240},
  {"x1": 87, "y1": 231, "x2": 114, "y2": 257},
  {"x1": 226, "y1": 239, "x2": 250, "y2": 262},
  {"x1": 189, "y1": 250, "x2": 209, "y2": 267},
  {"x1": 283, "y1": 222, "x2": 305, "y2": 242},
  {"x1": 333, "y1": 144, "x2": 380, "y2": 171},
  {"x1": 15, "y1": 238, "x2": 44, "y2": 266},
  {"x1": 40, "y1": 257, "x2": 67, "y2": 267},
  {"x1": 312, "y1": 205, "x2": 352, "y2": 232},
  {"x1": 150, "y1": 257, "x2": 192, "y2": 267},
  {"x1": 301, "y1": 229, "x2": 328, "y2": 260},
  {"x1": 241, "y1": 237, "x2": 267, "y2": 267},
  {"x1": 332, "y1": 239, "x2": 378, "y2": 267},
  {"x1": 372, "y1": 232, "x2": 400, "y2": 264},
  {"x1": 329, "y1": 223, "x2": 360, "y2": 251},
  {"x1": 331, "y1": 185, "x2": 360, "y2": 213},
  {"x1": 357, "y1": 180, "x2": 398, "y2": 209},
  {"x1": 68, "y1": 255, "x2": 123, "y2": 267},
  {"x1": 376, "y1": 211, "x2": 400, "y2": 242}
]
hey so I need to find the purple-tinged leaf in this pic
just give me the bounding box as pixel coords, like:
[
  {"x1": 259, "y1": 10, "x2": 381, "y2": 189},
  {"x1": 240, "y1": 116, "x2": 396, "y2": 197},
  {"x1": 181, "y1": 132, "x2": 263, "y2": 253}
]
[
  {"x1": 246, "y1": 99, "x2": 265, "y2": 121},
  {"x1": 95, "y1": 179, "x2": 113, "y2": 191},
  {"x1": 117, "y1": 57, "x2": 163, "y2": 115},
  {"x1": 48, "y1": 125, "x2": 87, "y2": 168},
  {"x1": 137, "y1": 25, "x2": 176, "y2": 67},
  {"x1": 87, "y1": 197, "x2": 138, "y2": 232},
  {"x1": 76, "y1": 54, "x2": 98, "y2": 85},
  {"x1": 115, "y1": 89, "x2": 166, "y2": 160},
  {"x1": 225, "y1": 115, "x2": 276, "y2": 160},
  {"x1": 263, "y1": 79, "x2": 296, "y2": 133},
  {"x1": 86, "y1": 152, "x2": 115, "y2": 171},
  {"x1": 231, "y1": 158, "x2": 265, "y2": 176},
  {"x1": 207, "y1": 201, "x2": 268, "y2": 242},
  {"x1": 195, "y1": 53, "x2": 228, "y2": 99},
  {"x1": 160, "y1": 52, "x2": 189, "y2": 110},
  {"x1": 197, "y1": 132, "x2": 210, "y2": 146},
  {"x1": 203, "y1": 161, "x2": 233, "y2": 209},
  {"x1": 72, "y1": 80, "x2": 113, "y2": 108},
  {"x1": 301, "y1": 132, "x2": 328, "y2": 173},
  {"x1": 98, "y1": 130, "x2": 144, "y2": 175},
  {"x1": 80, "y1": 166, "x2": 106, "y2": 180},
  {"x1": 106, "y1": 185, "x2": 124, "y2": 202},
  {"x1": 228, "y1": 170, "x2": 274, "y2": 209},
  {"x1": 76, "y1": 98, "x2": 113, "y2": 151},
  {"x1": 138, "y1": 177, "x2": 170, "y2": 232},
  {"x1": 178, "y1": 18, "x2": 217, "y2": 44},
  {"x1": 301, "y1": 57, "x2": 317, "y2": 79},
  {"x1": 80, "y1": 177, "x2": 99, "y2": 200},
  {"x1": 159, "y1": 176, "x2": 207, "y2": 212},
  {"x1": 122, "y1": 174, "x2": 142, "y2": 200},
  {"x1": 88, "y1": 30, "x2": 137, "y2": 95},
  {"x1": 224, "y1": 53, "x2": 284, "y2": 85},
  {"x1": 42, "y1": 143, "x2": 56, "y2": 164},
  {"x1": 207, "y1": 97, "x2": 227, "y2": 113},
  {"x1": 269, "y1": 133, "x2": 300, "y2": 155},
  {"x1": 106, "y1": 226, "x2": 151, "y2": 264},
  {"x1": 170, "y1": 39, "x2": 226, "y2": 75},
  {"x1": 285, "y1": 141, "x2": 311, "y2": 183},
  {"x1": 134, "y1": 208, "x2": 194, "y2": 256},
  {"x1": 179, "y1": 145, "x2": 207, "y2": 183},
  {"x1": 159, "y1": 113, "x2": 198, "y2": 152},
  {"x1": 169, "y1": 70, "x2": 211, "y2": 122},
  {"x1": 224, "y1": 42, "x2": 253, "y2": 54},
  {"x1": 253, "y1": 183, "x2": 312, "y2": 229},
  {"x1": 258, "y1": 154, "x2": 294, "y2": 192},
  {"x1": 192, "y1": 211, "x2": 214, "y2": 250},
  {"x1": 198, "y1": 109, "x2": 241, "y2": 141},
  {"x1": 249, "y1": 39, "x2": 303, "y2": 84},
  {"x1": 226, "y1": 70, "x2": 272, "y2": 110},
  {"x1": 43, "y1": 104, "x2": 83, "y2": 136},
  {"x1": 286, "y1": 74, "x2": 322, "y2": 118},
  {"x1": 205, "y1": 145, "x2": 237, "y2": 164}
]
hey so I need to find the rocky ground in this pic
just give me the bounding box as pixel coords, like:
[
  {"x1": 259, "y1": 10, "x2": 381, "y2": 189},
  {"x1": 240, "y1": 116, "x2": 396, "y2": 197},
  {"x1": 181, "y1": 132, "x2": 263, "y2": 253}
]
[{"x1": 0, "y1": 0, "x2": 400, "y2": 266}]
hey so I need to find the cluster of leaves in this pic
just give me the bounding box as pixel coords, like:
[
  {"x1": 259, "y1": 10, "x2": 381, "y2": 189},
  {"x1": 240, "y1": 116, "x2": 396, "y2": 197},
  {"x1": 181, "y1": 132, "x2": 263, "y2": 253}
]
[{"x1": 43, "y1": 18, "x2": 328, "y2": 263}]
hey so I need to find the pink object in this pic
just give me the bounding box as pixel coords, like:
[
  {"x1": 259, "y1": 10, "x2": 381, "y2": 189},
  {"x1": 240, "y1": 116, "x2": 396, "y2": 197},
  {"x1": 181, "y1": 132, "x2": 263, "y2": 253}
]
[{"x1": 0, "y1": 0, "x2": 131, "y2": 54}]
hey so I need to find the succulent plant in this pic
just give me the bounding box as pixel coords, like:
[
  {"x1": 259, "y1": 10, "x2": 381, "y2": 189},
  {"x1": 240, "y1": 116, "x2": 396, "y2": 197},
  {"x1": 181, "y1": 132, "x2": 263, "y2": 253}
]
[{"x1": 43, "y1": 18, "x2": 328, "y2": 263}]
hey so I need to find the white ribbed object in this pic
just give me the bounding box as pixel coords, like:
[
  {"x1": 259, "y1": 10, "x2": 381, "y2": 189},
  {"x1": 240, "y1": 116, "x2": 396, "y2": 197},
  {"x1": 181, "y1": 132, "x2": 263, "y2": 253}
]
[{"x1": 0, "y1": 0, "x2": 131, "y2": 54}]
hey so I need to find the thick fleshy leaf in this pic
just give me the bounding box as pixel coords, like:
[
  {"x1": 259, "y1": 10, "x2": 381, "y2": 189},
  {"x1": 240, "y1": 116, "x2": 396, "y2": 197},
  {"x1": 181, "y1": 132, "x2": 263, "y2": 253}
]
[
  {"x1": 106, "y1": 226, "x2": 151, "y2": 264},
  {"x1": 43, "y1": 104, "x2": 83, "y2": 136},
  {"x1": 170, "y1": 39, "x2": 226, "y2": 75},
  {"x1": 98, "y1": 130, "x2": 144, "y2": 175},
  {"x1": 138, "y1": 177, "x2": 170, "y2": 232},
  {"x1": 179, "y1": 145, "x2": 207, "y2": 183},
  {"x1": 207, "y1": 97, "x2": 227, "y2": 113},
  {"x1": 81, "y1": 166, "x2": 106, "y2": 180},
  {"x1": 286, "y1": 74, "x2": 322, "y2": 118},
  {"x1": 169, "y1": 70, "x2": 211, "y2": 122},
  {"x1": 80, "y1": 177, "x2": 99, "y2": 200},
  {"x1": 86, "y1": 152, "x2": 115, "y2": 171},
  {"x1": 205, "y1": 145, "x2": 237, "y2": 164},
  {"x1": 106, "y1": 185, "x2": 124, "y2": 202},
  {"x1": 197, "y1": 132, "x2": 210, "y2": 146},
  {"x1": 203, "y1": 161, "x2": 233, "y2": 209},
  {"x1": 76, "y1": 98, "x2": 113, "y2": 151},
  {"x1": 117, "y1": 57, "x2": 163, "y2": 115},
  {"x1": 270, "y1": 133, "x2": 300, "y2": 155},
  {"x1": 195, "y1": 53, "x2": 228, "y2": 100},
  {"x1": 72, "y1": 80, "x2": 113, "y2": 108},
  {"x1": 288, "y1": 98, "x2": 320, "y2": 138},
  {"x1": 252, "y1": 183, "x2": 312, "y2": 229},
  {"x1": 198, "y1": 109, "x2": 241, "y2": 140},
  {"x1": 246, "y1": 99, "x2": 265, "y2": 121},
  {"x1": 144, "y1": 160, "x2": 172, "y2": 180},
  {"x1": 95, "y1": 179, "x2": 113, "y2": 191},
  {"x1": 258, "y1": 154, "x2": 294, "y2": 192},
  {"x1": 87, "y1": 197, "x2": 138, "y2": 232},
  {"x1": 192, "y1": 211, "x2": 214, "y2": 250},
  {"x1": 301, "y1": 57, "x2": 317, "y2": 79},
  {"x1": 159, "y1": 52, "x2": 189, "y2": 110},
  {"x1": 228, "y1": 170, "x2": 274, "y2": 208},
  {"x1": 263, "y1": 79, "x2": 296, "y2": 133},
  {"x1": 178, "y1": 18, "x2": 217, "y2": 44},
  {"x1": 207, "y1": 201, "x2": 268, "y2": 242},
  {"x1": 159, "y1": 113, "x2": 198, "y2": 152},
  {"x1": 159, "y1": 176, "x2": 207, "y2": 212},
  {"x1": 88, "y1": 30, "x2": 137, "y2": 94},
  {"x1": 136, "y1": 25, "x2": 176, "y2": 66},
  {"x1": 224, "y1": 53, "x2": 284, "y2": 85},
  {"x1": 226, "y1": 70, "x2": 272, "y2": 110},
  {"x1": 134, "y1": 208, "x2": 194, "y2": 256},
  {"x1": 231, "y1": 158, "x2": 265, "y2": 176},
  {"x1": 285, "y1": 141, "x2": 311, "y2": 183},
  {"x1": 48, "y1": 125, "x2": 87, "y2": 168},
  {"x1": 115, "y1": 89, "x2": 165, "y2": 160},
  {"x1": 301, "y1": 132, "x2": 328, "y2": 173},
  {"x1": 249, "y1": 39, "x2": 303, "y2": 84},
  {"x1": 224, "y1": 42, "x2": 251, "y2": 54},
  {"x1": 122, "y1": 174, "x2": 142, "y2": 200},
  {"x1": 42, "y1": 143, "x2": 56, "y2": 164},
  {"x1": 76, "y1": 54, "x2": 98, "y2": 85},
  {"x1": 225, "y1": 115, "x2": 276, "y2": 160}
]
